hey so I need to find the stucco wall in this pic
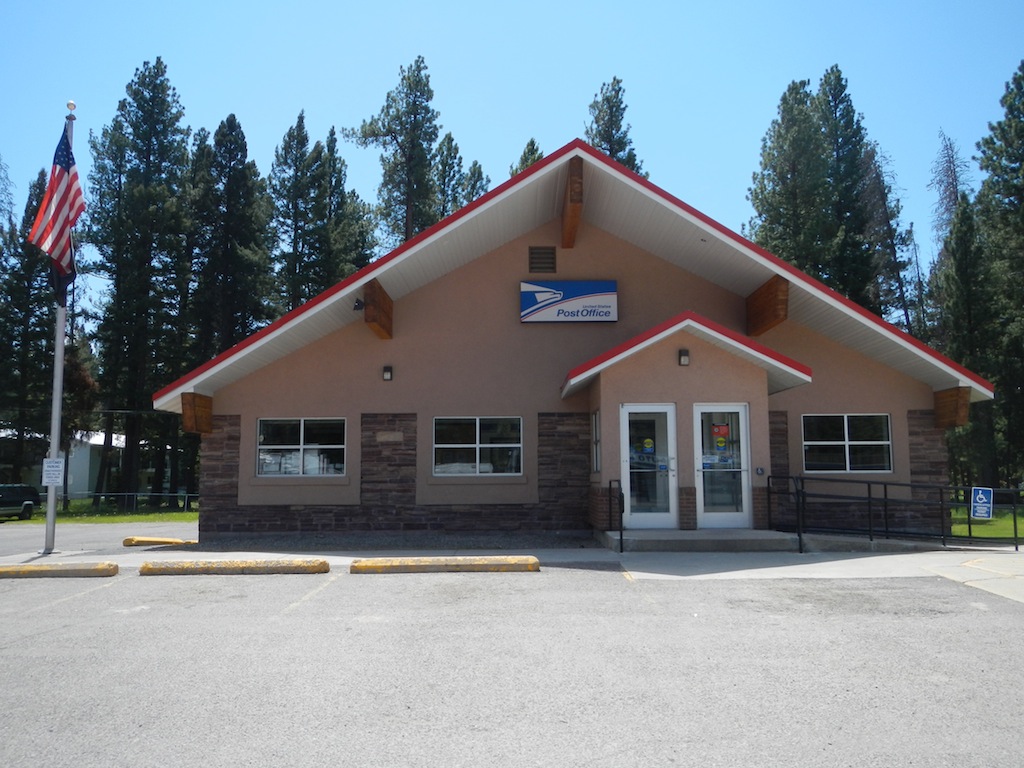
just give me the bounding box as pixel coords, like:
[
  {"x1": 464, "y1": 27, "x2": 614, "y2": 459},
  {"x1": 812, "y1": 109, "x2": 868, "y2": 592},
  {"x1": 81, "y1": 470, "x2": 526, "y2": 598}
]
[
  {"x1": 762, "y1": 320, "x2": 937, "y2": 486},
  {"x1": 198, "y1": 215, "x2": 947, "y2": 530}
]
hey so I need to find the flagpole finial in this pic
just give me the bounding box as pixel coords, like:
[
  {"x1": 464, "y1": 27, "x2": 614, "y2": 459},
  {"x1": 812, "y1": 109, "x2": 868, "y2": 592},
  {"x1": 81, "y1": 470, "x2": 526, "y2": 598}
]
[{"x1": 66, "y1": 100, "x2": 76, "y2": 120}]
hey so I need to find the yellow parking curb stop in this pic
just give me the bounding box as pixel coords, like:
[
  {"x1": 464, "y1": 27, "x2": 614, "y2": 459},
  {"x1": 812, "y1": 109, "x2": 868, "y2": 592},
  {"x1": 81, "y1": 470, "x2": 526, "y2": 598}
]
[
  {"x1": 123, "y1": 537, "x2": 198, "y2": 547},
  {"x1": 0, "y1": 561, "x2": 119, "y2": 578},
  {"x1": 139, "y1": 558, "x2": 330, "y2": 576},
  {"x1": 350, "y1": 555, "x2": 540, "y2": 574}
]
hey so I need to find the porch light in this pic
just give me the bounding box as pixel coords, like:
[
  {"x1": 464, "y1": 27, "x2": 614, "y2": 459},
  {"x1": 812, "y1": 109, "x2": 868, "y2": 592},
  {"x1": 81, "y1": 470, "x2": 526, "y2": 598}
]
[{"x1": 678, "y1": 349, "x2": 690, "y2": 366}]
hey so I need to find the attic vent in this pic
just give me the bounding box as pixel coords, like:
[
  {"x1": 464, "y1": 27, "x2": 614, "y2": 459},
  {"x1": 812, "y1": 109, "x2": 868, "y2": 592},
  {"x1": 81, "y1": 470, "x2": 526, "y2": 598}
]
[{"x1": 529, "y1": 246, "x2": 556, "y2": 273}]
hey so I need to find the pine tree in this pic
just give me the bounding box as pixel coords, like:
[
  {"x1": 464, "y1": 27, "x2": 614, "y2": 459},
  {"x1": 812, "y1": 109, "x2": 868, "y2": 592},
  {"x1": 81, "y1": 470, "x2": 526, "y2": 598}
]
[
  {"x1": 750, "y1": 66, "x2": 911, "y2": 319},
  {"x1": 308, "y1": 126, "x2": 375, "y2": 287},
  {"x1": 0, "y1": 174, "x2": 53, "y2": 482},
  {"x1": 509, "y1": 139, "x2": 543, "y2": 176},
  {"x1": 462, "y1": 160, "x2": 490, "y2": 203},
  {"x1": 860, "y1": 144, "x2": 914, "y2": 328},
  {"x1": 585, "y1": 77, "x2": 646, "y2": 177},
  {"x1": 747, "y1": 79, "x2": 830, "y2": 280},
  {"x1": 975, "y1": 59, "x2": 1024, "y2": 484},
  {"x1": 88, "y1": 57, "x2": 190, "y2": 503},
  {"x1": 351, "y1": 55, "x2": 440, "y2": 245},
  {"x1": 192, "y1": 114, "x2": 274, "y2": 359},
  {"x1": 815, "y1": 66, "x2": 876, "y2": 312},
  {"x1": 939, "y1": 195, "x2": 998, "y2": 485},
  {"x1": 433, "y1": 132, "x2": 465, "y2": 220},
  {"x1": 269, "y1": 111, "x2": 316, "y2": 310},
  {"x1": 929, "y1": 130, "x2": 972, "y2": 244}
]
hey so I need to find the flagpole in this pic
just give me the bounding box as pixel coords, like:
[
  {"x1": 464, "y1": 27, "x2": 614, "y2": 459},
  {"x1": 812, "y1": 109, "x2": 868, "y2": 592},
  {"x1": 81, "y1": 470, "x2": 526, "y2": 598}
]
[
  {"x1": 42, "y1": 293, "x2": 68, "y2": 554},
  {"x1": 40, "y1": 105, "x2": 76, "y2": 555}
]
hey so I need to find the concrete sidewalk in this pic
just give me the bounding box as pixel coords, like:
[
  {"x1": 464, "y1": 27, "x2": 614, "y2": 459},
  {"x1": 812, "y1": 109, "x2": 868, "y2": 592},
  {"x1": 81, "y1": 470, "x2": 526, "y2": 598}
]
[{"x1": 2, "y1": 522, "x2": 1023, "y2": 603}]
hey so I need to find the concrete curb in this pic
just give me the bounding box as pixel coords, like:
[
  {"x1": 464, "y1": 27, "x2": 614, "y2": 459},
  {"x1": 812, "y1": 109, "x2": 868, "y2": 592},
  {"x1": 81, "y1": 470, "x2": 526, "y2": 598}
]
[
  {"x1": 123, "y1": 537, "x2": 198, "y2": 547},
  {"x1": 139, "y1": 559, "x2": 330, "y2": 576},
  {"x1": 0, "y1": 561, "x2": 119, "y2": 578},
  {"x1": 350, "y1": 555, "x2": 541, "y2": 574}
]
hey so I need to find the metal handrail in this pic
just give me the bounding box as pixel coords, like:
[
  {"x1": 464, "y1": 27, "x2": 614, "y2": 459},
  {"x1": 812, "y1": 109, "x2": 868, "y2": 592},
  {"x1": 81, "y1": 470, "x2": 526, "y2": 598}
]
[{"x1": 767, "y1": 475, "x2": 1021, "y2": 551}]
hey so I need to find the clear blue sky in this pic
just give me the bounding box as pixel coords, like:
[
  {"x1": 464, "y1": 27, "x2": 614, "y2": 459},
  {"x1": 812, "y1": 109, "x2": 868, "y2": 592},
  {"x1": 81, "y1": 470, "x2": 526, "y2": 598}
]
[{"x1": 3, "y1": 0, "x2": 1022, "y2": 285}]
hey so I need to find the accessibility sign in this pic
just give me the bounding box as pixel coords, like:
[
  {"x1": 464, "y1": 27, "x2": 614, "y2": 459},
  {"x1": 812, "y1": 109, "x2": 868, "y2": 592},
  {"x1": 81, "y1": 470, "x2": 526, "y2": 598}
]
[{"x1": 970, "y1": 486, "x2": 994, "y2": 520}]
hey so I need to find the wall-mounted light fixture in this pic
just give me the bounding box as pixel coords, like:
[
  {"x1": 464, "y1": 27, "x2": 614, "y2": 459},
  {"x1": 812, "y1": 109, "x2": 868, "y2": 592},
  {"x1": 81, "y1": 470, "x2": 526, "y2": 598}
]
[
  {"x1": 353, "y1": 298, "x2": 365, "y2": 311},
  {"x1": 382, "y1": 365, "x2": 393, "y2": 381},
  {"x1": 678, "y1": 349, "x2": 690, "y2": 366}
]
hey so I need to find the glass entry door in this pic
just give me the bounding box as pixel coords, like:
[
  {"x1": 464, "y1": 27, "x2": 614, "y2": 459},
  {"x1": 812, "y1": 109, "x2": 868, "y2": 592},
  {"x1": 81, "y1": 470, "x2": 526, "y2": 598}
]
[
  {"x1": 620, "y1": 404, "x2": 678, "y2": 529},
  {"x1": 694, "y1": 404, "x2": 751, "y2": 528}
]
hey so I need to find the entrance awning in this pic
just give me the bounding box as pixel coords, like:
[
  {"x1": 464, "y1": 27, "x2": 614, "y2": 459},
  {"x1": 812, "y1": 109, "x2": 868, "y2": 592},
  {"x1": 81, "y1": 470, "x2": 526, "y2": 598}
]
[{"x1": 560, "y1": 310, "x2": 812, "y2": 398}]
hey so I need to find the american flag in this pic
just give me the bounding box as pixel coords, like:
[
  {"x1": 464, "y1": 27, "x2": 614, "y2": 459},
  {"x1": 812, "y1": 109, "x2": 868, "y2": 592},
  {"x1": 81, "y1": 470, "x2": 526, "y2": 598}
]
[{"x1": 28, "y1": 119, "x2": 86, "y2": 292}]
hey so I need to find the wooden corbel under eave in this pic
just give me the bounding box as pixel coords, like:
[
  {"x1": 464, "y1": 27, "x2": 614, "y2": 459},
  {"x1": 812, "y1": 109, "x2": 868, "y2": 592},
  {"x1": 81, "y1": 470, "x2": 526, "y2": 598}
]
[
  {"x1": 934, "y1": 387, "x2": 971, "y2": 429},
  {"x1": 363, "y1": 278, "x2": 394, "y2": 339},
  {"x1": 561, "y1": 156, "x2": 583, "y2": 249},
  {"x1": 746, "y1": 275, "x2": 789, "y2": 336},
  {"x1": 181, "y1": 393, "x2": 213, "y2": 434}
]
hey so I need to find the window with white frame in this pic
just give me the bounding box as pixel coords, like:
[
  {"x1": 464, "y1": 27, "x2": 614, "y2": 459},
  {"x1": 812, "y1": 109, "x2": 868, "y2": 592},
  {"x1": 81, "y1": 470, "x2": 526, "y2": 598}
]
[
  {"x1": 802, "y1": 414, "x2": 892, "y2": 472},
  {"x1": 257, "y1": 418, "x2": 346, "y2": 476},
  {"x1": 433, "y1": 417, "x2": 522, "y2": 475}
]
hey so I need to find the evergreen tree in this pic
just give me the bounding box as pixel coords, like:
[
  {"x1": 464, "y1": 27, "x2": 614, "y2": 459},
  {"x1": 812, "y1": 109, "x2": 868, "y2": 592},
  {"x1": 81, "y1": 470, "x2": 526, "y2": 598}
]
[
  {"x1": 509, "y1": 138, "x2": 543, "y2": 177},
  {"x1": 462, "y1": 160, "x2": 490, "y2": 203},
  {"x1": 269, "y1": 111, "x2": 316, "y2": 309},
  {"x1": 0, "y1": 152, "x2": 12, "y2": 219},
  {"x1": 750, "y1": 66, "x2": 911, "y2": 319},
  {"x1": 192, "y1": 114, "x2": 274, "y2": 359},
  {"x1": 747, "y1": 79, "x2": 830, "y2": 280},
  {"x1": 433, "y1": 132, "x2": 465, "y2": 220},
  {"x1": 975, "y1": 59, "x2": 1024, "y2": 484},
  {"x1": 938, "y1": 195, "x2": 998, "y2": 485},
  {"x1": 860, "y1": 144, "x2": 914, "y2": 329},
  {"x1": 929, "y1": 130, "x2": 972, "y2": 244},
  {"x1": 815, "y1": 66, "x2": 876, "y2": 312},
  {"x1": 923, "y1": 132, "x2": 973, "y2": 351},
  {"x1": 0, "y1": 174, "x2": 53, "y2": 482},
  {"x1": 585, "y1": 77, "x2": 646, "y2": 177},
  {"x1": 88, "y1": 57, "x2": 190, "y2": 503},
  {"x1": 351, "y1": 55, "x2": 440, "y2": 245},
  {"x1": 308, "y1": 126, "x2": 375, "y2": 288}
]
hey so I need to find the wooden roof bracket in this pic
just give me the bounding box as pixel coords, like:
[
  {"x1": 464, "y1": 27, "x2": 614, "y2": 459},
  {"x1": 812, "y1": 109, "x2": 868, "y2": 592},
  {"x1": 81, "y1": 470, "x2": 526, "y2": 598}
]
[
  {"x1": 934, "y1": 387, "x2": 971, "y2": 428},
  {"x1": 746, "y1": 275, "x2": 789, "y2": 336},
  {"x1": 561, "y1": 156, "x2": 583, "y2": 249},
  {"x1": 363, "y1": 278, "x2": 393, "y2": 339}
]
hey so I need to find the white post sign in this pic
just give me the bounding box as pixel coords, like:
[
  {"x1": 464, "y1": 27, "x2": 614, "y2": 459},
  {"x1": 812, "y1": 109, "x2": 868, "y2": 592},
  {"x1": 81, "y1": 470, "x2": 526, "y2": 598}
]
[{"x1": 42, "y1": 458, "x2": 65, "y2": 487}]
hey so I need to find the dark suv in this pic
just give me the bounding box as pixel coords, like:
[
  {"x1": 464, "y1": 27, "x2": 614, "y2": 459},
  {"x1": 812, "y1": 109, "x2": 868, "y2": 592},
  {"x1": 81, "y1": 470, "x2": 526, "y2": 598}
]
[{"x1": 0, "y1": 484, "x2": 41, "y2": 520}]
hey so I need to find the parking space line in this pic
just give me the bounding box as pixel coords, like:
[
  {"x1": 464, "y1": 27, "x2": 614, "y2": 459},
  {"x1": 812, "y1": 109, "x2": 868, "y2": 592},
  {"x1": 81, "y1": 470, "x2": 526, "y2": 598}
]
[
  {"x1": 283, "y1": 572, "x2": 343, "y2": 613},
  {"x1": 23, "y1": 580, "x2": 119, "y2": 613}
]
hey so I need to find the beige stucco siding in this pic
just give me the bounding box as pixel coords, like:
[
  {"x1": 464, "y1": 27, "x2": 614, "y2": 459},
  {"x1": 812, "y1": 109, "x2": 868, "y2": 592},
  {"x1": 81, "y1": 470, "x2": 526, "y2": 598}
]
[
  {"x1": 215, "y1": 220, "x2": 747, "y2": 506},
  {"x1": 763, "y1": 320, "x2": 935, "y2": 485}
]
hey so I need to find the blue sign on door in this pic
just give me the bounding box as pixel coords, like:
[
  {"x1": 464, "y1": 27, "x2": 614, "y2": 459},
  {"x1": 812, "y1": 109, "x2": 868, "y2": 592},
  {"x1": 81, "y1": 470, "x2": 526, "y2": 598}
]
[{"x1": 970, "y1": 487, "x2": 994, "y2": 520}]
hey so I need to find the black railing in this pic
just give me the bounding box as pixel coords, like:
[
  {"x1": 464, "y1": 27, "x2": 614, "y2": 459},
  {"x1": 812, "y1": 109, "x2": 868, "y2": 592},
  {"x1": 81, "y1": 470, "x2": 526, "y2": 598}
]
[
  {"x1": 43, "y1": 491, "x2": 199, "y2": 513},
  {"x1": 768, "y1": 475, "x2": 1021, "y2": 552}
]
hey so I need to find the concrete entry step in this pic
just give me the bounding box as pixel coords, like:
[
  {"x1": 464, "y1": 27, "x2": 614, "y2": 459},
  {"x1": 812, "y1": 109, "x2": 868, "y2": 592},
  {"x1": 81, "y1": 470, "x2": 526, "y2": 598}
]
[{"x1": 598, "y1": 529, "x2": 800, "y2": 552}]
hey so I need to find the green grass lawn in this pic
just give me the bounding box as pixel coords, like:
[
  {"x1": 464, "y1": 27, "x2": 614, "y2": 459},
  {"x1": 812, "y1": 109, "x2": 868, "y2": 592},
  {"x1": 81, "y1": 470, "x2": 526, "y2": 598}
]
[
  {"x1": 950, "y1": 508, "x2": 1022, "y2": 539},
  {"x1": 7, "y1": 498, "x2": 198, "y2": 525}
]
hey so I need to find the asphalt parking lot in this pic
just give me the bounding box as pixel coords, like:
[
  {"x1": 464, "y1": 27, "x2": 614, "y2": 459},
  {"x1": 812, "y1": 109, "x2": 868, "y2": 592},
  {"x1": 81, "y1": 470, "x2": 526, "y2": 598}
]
[{"x1": 2, "y1": 523, "x2": 1023, "y2": 767}]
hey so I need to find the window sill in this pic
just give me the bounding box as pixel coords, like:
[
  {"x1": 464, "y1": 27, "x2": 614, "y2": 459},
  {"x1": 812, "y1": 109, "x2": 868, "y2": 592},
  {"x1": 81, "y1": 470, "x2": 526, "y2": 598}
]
[
  {"x1": 427, "y1": 474, "x2": 528, "y2": 486},
  {"x1": 251, "y1": 475, "x2": 351, "y2": 486}
]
